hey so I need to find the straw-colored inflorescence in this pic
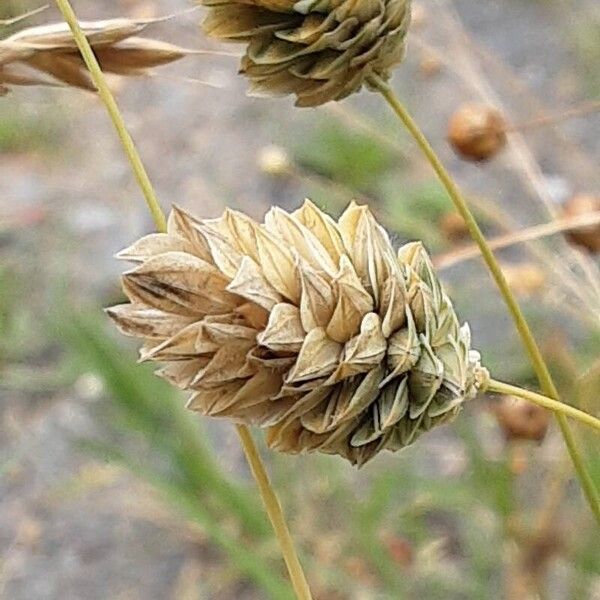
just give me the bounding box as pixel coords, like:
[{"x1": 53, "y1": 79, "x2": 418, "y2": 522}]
[
  {"x1": 108, "y1": 201, "x2": 486, "y2": 465},
  {"x1": 0, "y1": 18, "x2": 190, "y2": 95},
  {"x1": 198, "y1": 0, "x2": 412, "y2": 107}
]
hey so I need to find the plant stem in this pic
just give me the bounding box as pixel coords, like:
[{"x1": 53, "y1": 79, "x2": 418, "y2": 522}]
[
  {"x1": 369, "y1": 74, "x2": 600, "y2": 525},
  {"x1": 487, "y1": 379, "x2": 600, "y2": 434},
  {"x1": 53, "y1": 0, "x2": 167, "y2": 234},
  {"x1": 54, "y1": 0, "x2": 313, "y2": 595},
  {"x1": 237, "y1": 425, "x2": 313, "y2": 600}
]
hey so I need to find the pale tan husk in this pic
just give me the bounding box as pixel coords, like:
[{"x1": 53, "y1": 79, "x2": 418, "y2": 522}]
[
  {"x1": 197, "y1": 0, "x2": 412, "y2": 107},
  {"x1": 0, "y1": 18, "x2": 191, "y2": 93},
  {"x1": 108, "y1": 201, "x2": 486, "y2": 465}
]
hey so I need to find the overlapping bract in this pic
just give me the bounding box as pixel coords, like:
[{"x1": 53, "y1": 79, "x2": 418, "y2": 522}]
[
  {"x1": 108, "y1": 201, "x2": 485, "y2": 465},
  {"x1": 198, "y1": 0, "x2": 412, "y2": 106}
]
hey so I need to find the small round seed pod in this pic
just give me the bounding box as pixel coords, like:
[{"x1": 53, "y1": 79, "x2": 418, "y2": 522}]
[
  {"x1": 448, "y1": 103, "x2": 507, "y2": 162},
  {"x1": 562, "y1": 194, "x2": 600, "y2": 253},
  {"x1": 439, "y1": 211, "x2": 468, "y2": 243},
  {"x1": 492, "y1": 395, "x2": 550, "y2": 442},
  {"x1": 198, "y1": 0, "x2": 412, "y2": 107},
  {"x1": 108, "y1": 201, "x2": 486, "y2": 466},
  {"x1": 418, "y1": 50, "x2": 442, "y2": 79},
  {"x1": 258, "y1": 145, "x2": 291, "y2": 176},
  {"x1": 501, "y1": 262, "x2": 546, "y2": 298},
  {"x1": 411, "y1": 3, "x2": 427, "y2": 29}
]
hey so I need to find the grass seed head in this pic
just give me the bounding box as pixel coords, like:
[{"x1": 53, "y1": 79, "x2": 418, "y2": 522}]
[
  {"x1": 501, "y1": 262, "x2": 546, "y2": 298},
  {"x1": 108, "y1": 201, "x2": 485, "y2": 466},
  {"x1": 0, "y1": 18, "x2": 191, "y2": 93},
  {"x1": 438, "y1": 211, "x2": 469, "y2": 243},
  {"x1": 197, "y1": 0, "x2": 412, "y2": 107}
]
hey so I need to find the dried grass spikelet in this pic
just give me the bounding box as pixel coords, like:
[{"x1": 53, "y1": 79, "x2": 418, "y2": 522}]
[
  {"x1": 0, "y1": 18, "x2": 191, "y2": 94},
  {"x1": 108, "y1": 201, "x2": 486, "y2": 465},
  {"x1": 197, "y1": 0, "x2": 412, "y2": 107}
]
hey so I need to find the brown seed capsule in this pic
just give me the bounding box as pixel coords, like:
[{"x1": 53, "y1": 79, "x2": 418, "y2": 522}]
[
  {"x1": 197, "y1": 0, "x2": 412, "y2": 107},
  {"x1": 418, "y1": 51, "x2": 442, "y2": 79},
  {"x1": 438, "y1": 211, "x2": 469, "y2": 243},
  {"x1": 448, "y1": 103, "x2": 507, "y2": 162},
  {"x1": 383, "y1": 534, "x2": 414, "y2": 567},
  {"x1": 108, "y1": 201, "x2": 486, "y2": 466},
  {"x1": 501, "y1": 263, "x2": 546, "y2": 298},
  {"x1": 492, "y1": 395, "x2": 550, "y2": 442},
  {"x1": 562, "y1": 194, "x2": 600, "y2": 253},
  {"x1": 411, "y1": 3, "x2": 427, "y2": 29}
]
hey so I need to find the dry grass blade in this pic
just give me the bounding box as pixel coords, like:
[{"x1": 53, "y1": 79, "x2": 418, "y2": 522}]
[{"x1": 0, "y1": 17, "x2": 194, "y2": 93}]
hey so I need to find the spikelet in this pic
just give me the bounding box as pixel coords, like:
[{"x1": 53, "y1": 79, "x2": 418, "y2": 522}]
[
  {"x1": 197, "y1": 0, "x2": 412, "y2": 107},
  {"x1": 108, "y1": 201, "x2": 486, "y2": 466},
  {"x1": 0, "y1": 18, "x2": 191, "y2": 93}
]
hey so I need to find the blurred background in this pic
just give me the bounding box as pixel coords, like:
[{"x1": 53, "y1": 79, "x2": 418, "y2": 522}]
[{"x1": 1, "y1": 0, "x2": 599, "y2": 598}]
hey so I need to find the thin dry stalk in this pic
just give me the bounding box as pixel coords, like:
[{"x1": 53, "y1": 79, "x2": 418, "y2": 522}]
[
  {"x1": 298, "y1": 48, "x2": 597, "y2": 323},
  {"x1": 52, "y1": 1, "x2": 312, "y2": 596},
  {"x1": 505, "y1": 100, "x2": 600, "y2": 133},
  {"x1": 0, "y1": 5, "x2": 49, "y2": 27},
  {"x1": 463, "y1": 16, "x2": 600, "y2": 185},
  {"x1": 325, "y1": 102, "x2": 409, "y2": 159},
  {"x1": 435, "y1": 210, "x2": 600, "y2": 270}
]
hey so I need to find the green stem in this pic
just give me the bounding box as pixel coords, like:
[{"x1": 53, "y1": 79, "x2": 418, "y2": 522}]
[
  {"x1": 237, "y1": 425, "x2": 313, "y2": 600},
  {"x1": 487, "y1": 379, "x2": 600, "y2": 434},
  {"x1": 54, "y1": 0, "x2": 313, "y2": 595},
  {"x1": 370, "y1": 75, "x2": 600, "y2": 525},
  {"x1": 54, "y1": 0, "x2": 167, "y2": 234}
]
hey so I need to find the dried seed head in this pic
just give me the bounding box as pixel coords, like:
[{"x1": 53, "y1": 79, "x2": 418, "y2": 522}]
[
  {"x1": 197, "y1": 0, "x2": 412, "y2": 107},
  {"x1": 448, "y1": 103, "x2": 507, "y2": 162},
  {"x1": 492, "y1": 395, "x2": 550, "y2": 442},
  {"x1": 258, "y1": 144, "x2": 291, "y2": 176},
  {"x1": 0, "y1": 18, "x2": 191, "y2": 93},
  {"x1": 562, "y1": 194, "x2": 600, "y2": 253},
  {"x1": 501, "y1": 262, "x2": 546, "y2": 298},
  {"x1": 417, "y1": 50, "x2": 441, "y2": 79},
  {"x1": 438, "y1": 211, "x2": 468, "y2": 243},
  {"x1": 108, "y1": 201, "x2": 485, "y2": 465},
  {"x1": 410, "y1": 3, "x2": 427, "y2": 29}
]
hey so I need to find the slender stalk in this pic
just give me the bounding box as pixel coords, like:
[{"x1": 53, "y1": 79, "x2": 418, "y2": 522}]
[
  {"x1": 237, "y1": 426, "x2": 313, "y2": 600},
  {"x1": 506, "y1": 99, "x2": 600, "y2": 133},
  {"x1": 435, "y1": 210, "x2": 600, "y2": 270},
  {"x1": 369, "y1": 74, "x2": 600, "y2": 525},
  {"x1": 54, "y1": 0, "x2": 312, "y2": 595},
  {"x1": 0, "y1": 4, "x2": 49, "y2": 26},
  {"x1": 53, "y1": 0, "x2": 167, "y2": 234},
  {"x1": 486, "y1": 379, "x2": 600, "y2": 435}
]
